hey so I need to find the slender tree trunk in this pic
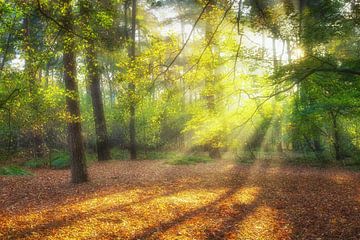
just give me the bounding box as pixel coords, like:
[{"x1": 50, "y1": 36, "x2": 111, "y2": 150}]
[
  {"x1": 62, "y1": 0, "x2": 88, "y2": 183},
  {"x1": 0, "y1": 32, "x2": 12, "y2": 71},
  {"x1": 45, "y1": 63, "x2": 50, "y2": 87},
  {"x1": 286, "y1": 39, "x2": 292, "y2": 64},
  {"x1": 272, "y1": 37, "x2": 277, "y2": 70},
  {"x1": 205, "y1": 0, "x2": 221, "y2": 159},
  {"x1": 85, "y1": 41, "x2": 111, "y2": 161},
  {"x1": 128, "y1": 0, "x2": 137, "y2": 159},
  {"x1": 330, "y1": 111, "x2": 342, "y2": 161},
  {"x1": 313, "y1": 135, "x2": 323, "y2": 156},
  {"x1": 23, "y1": 16, "x2": 46, "y2": 158},
  {"x1": 272, "y1": 36, "x2": 283, "y2": 152}
]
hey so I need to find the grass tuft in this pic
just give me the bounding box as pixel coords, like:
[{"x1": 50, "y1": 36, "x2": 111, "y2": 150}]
[
  {"x1": 50, "y1": 151, "x2": 70, "y2": 169},
  {"x1": 167, "y1": 154, "x2": 213, "y2": 165},
  {"x1": 24, "y1": 158, "x2": 47, "y2": 169},
  {"x1": 0, "y1": 166, "x2": 33, "y2": 176}
]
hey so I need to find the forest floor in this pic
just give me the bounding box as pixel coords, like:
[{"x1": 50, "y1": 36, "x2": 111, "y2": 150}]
[{"x1": 0, "y1": 159, "x2": 359, "y2": 240}]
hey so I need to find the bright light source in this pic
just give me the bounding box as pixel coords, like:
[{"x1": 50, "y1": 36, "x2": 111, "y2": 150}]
[{"x1": 292, "y1": 47, "x2": 304, "y2": 59}]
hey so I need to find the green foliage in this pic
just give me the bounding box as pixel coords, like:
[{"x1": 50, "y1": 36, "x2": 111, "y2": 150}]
[
  {"x1": 139, "y1": 151, "x2": 178, "y2": 160},
  {"x1": 167, "y1": 154, "x2": 213, "y2": 165},
  {"x1": 236, "y1": 151, "x2": 256, "y2": 164},
  {"x1": 0, "y1": 166, "x2": 33, "y2": 176},
  {"x1": 24, "y1": 158, "x2": 47, "y2": 168},
  {"x1": 1, "y1": 0, "x2": 360, "y2": 171},
  {"x1": 50, "y1": 151, "x2": 70, "y2": 169},
  {"x1": 85, "y1": 152, "x2": 98, "y2": 162},
  {"x1": 111, "y1": 148, "x2": 178, "y2": 160},
  {"x1": 111, "y1": 149, "x2": 130, "y2": 160}
]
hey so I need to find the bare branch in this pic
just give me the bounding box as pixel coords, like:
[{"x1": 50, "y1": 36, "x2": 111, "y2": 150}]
[
  {"x1": 151, "y1": 1, "x2": 212, "y2": 83},
  {"x1": 36, "y1": 0, "x2": 89, "y2": 41},
  {"x1": 0, "y1": 89, "x2": 20, "y2": 109}
]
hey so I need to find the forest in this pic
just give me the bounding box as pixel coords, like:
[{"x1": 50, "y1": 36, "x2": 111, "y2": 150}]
[{"x1": 0, "y1": 0, "x2": 360, "y2": 239}]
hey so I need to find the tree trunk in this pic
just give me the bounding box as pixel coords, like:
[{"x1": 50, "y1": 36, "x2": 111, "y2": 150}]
[
  {"x1": 272, "y1": 36, "x2": 283, "y2": 152},
  {"x1": 330, "y1": 111, "x2": 342, "y2": 161},
  {"x1": 85, "y1": 41, "x2": 111, "y2": 161},
  {"x1": 23, "y1": 16, "x2": 45, "y2": 158},
  {"x1": 272, "y1": 37, "x2": 278, "y2": 70},
  {"x1": 79, "y1": 0, "x2": 111, "y2": 161},
  {"x1": 62, "y1": 0, "x2": 88, "y2": 183},
  {"x1": 128, "y1": 0, "x2": 137, "y2": 159},
  {"x1": 286, "y1": 39, "x2": 292, "y2": 63},
  {"x1": 204, "y1": 0, "x2": 221, "y2": 159}
]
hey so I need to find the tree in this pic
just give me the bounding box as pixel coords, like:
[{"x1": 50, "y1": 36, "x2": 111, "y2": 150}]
[
  {"x1": 203, "y1": 0, "x2": 221, "y2": 159},
  {"x1": 61, "y1": 0, "x2": 88, "y2": 183},
  {"x1": 80, "y1": 0, "x2": 111, "y2": 161},
  {"x1": 128, "y1": 0, "x2": 137, "y2": 159},
  {"x1": 85, "y1": 42, "x2": 112, "y2": 161}
]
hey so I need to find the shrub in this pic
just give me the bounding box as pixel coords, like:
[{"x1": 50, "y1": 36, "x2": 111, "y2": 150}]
[
  {"x1": 86, "y1": 152, "x2": 97, "y2": 162},
  {"x1": 0, "y1": 166, "x2": 33, "y2": 176},
  {"x1": 50, "y1": 151, "x2": 70, "y2": 169},
  {"x1": 167, "y1": 155, "x2": 212, "y2": 165},
  {"x1": 111, "y1": 149, "x2": 129, "y2": 160},
  {"x1": 140, "y1": 151, "x2": 178, "y2": 160},
  {"x1": 24, "y1": 159, "x2": 47, "y2": 169}
]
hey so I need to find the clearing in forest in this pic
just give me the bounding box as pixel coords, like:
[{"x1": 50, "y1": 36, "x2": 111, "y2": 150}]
[{"x1": 0, "y1": 160, "x2": 359, "y2": 240}]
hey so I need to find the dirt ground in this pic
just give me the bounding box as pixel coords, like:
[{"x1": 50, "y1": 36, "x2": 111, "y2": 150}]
[{"x1": 1, "y1": 159, "x2": 359, "y2": 239}]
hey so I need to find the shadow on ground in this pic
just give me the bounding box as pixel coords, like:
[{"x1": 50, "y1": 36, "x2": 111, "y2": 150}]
[{"x1": 0, "y1": 159, "x2": 359, "y2": 239}]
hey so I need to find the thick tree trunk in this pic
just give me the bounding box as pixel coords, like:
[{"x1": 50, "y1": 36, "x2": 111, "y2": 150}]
[
  {"x1": 85, "y1": 42, "x2": 111, "y2": 161},
  {"x1": 128, "y1": 0, "x2": 137, "y2": 159},
  {"x1": 62, "y1": 0, "x2": 88, "y2": 183}
]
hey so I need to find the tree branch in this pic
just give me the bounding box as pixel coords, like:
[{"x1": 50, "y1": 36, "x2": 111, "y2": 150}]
[
  {"x1": 316, "y1": 68, "x2": 360, "y2": 76},
  {"x1": 0, "y1": 89, "x2": 19, "y2": 109},
  {"x1": 151, "y1": 0, "x2": 212, "y2": 83},
  {"x1": 36, "y1": 0, "x2": 89, "y2": 41}
]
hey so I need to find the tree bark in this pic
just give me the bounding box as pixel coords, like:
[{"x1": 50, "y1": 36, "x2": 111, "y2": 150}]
[
  {"x1": 23, "y1": 16, "x2": 46, "y2": 158},
  {"x1": 85, "y1": 41, "x2": 111, "y2": 161},
  {"x1": 271, "y1": 36, "x2": 283, "y2": 152},
  {"x1": 79, "y1": 0, "x2": 111, "y2": 161},
  {"x1": 62, "y1": 0, "x2": 88, "y2": 183},
  {"x1": 205, "y1": 0, "x2": 221, "y2": 159},
  {"x1": 330, "y1": 111, "x2": 342, "y2": 161},
  {"x1": 128, "y1": 0, "x2": 137, "y2": 159}
]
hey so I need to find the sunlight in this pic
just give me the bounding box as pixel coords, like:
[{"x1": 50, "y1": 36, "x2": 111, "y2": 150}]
[
  {"x1": 9, "y1": 54, "x2": 25, "y2": 70},
  {"x1": 0, "y1": 188, "x2": 147, "y2": 237},
  {"x1": 232, "y1": 206, "x2": 292, "y2": 240},
  {"x1": 1, "y1": 0, "x2": 360, "y2": 239},
  {"x1": 330, "y1": 173, "x2": 353, "y2": 184},
  {"x1": 56, "y1": 189, "x2": 223, "y2": 239},
  {"x1": 150, "y1": 5, "x2": 194, "y2": 39},
  {"x1": 292, "y1": 47, "x2": 305, "y2": 60},
  {"x1": 233, "y1": 187, "x2": 261, "y2": 205},
  {"x1": 3, "y1": 188, "x2": 225, "y2": 239},
  {"x1": 152, "y1": 189, "x2": 224, "y2": 207}
]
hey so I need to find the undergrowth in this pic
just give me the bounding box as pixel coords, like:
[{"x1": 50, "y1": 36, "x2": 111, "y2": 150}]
[
  {"x1": 166, "y1": 154, "x2": 213, "y2": 165},
  {"x1": 0, "y1": 166, "x2": 33, "y2": 176}
]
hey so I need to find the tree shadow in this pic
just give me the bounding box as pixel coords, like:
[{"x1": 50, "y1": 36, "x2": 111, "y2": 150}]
[
  {"x1": 202, "y1": 168, "x2": 360, "y2": 239},
  {"x1": 4, "y1": 162, "x2": 247, "y2": 239},
  {"x1": 2, "y1": 163, "x2": 360, "y2": 240},
  {"x1": 271, "y1": 171, "x2": 360, "y2": 239},
  {"x1": 204, "y1": 201, "x2": 260, "y2": 240},
  {"x1": 129, "y1": 169, "x2": 257, "y2": 240},
  {"x1": 4, "y1": 185, "x2": 187, "y2": 239}
]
